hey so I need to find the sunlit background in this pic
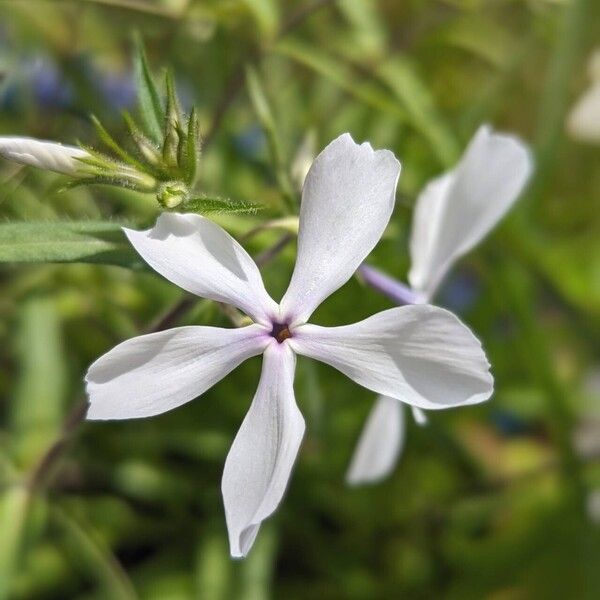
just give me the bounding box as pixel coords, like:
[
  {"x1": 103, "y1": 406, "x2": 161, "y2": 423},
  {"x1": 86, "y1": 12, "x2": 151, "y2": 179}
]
[{"x1": 0, "y1": 0, "x2": 599, "y2": 598}]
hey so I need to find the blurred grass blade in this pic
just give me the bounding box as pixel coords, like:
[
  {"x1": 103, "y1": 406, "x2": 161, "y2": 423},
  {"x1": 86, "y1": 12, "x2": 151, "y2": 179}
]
[
  {"x1": 53, "y1": 506, "x2": 138, "y2": 600},
  {"x1": 0, "y1": 486, "x2": 31, "y2": 600},
  {"x1": 239, "y1": 524, "x2": 277, "y2": 600},
  {"x1": 245, "y1": 64, "x2": 296, "y2": 212},
  {"x1": 276, "y1": 39, "x2": 408, "y2": 123},
  {"x1": 12, "y1": 297, "x2": 67, "y2": 467},
  {"x1": 0, "y1": 221, "x2": 140, "y2": 267},
  {"x1": 185, "y1": 196, "x2": 263, "y2": 215},
  {"x1": 195, "y1": 532, "x2": 232, "y2": 600},
  {"x1": 377, "y1": 56, "x2": 459, "y2": 167},
  {"x1": 133, "y1": 35, "x2": 164, "y2": 143},
  {"x1": 242, "y1": 0, "x2": 279, "y2": 38}
]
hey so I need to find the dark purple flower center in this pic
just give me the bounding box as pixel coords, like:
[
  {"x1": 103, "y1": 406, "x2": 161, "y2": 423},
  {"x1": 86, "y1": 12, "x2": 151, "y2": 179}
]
[{"x1": 270, "y1": 322, "x2": 291, "y2": 343}]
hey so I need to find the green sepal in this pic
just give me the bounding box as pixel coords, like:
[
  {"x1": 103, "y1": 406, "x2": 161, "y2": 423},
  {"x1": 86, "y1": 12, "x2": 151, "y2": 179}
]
[
  {"x1": 133, "y1": 33, "x2": 164, "y2": 143},
  {"x1": 184, "y1": 107, "x2": 201, "y2": 186},
  {"x1": 90, "y1": 114, "x2": 144, "y2": 171}
]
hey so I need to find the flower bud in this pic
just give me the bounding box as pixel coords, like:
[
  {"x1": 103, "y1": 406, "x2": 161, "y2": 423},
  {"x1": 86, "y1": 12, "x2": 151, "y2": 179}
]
[
  {"x1": 157, "y1": 180, "x2": 189, "y2": 209},
  {"x1": 0, "y1": 137, "x2": 89, "y2": 175}
]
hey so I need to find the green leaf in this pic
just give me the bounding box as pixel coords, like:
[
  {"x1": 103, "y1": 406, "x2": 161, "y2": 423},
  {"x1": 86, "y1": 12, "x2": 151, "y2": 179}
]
[
  {"x1": 133, "y1": 34, "x2": 164, "y2": 143},
  {"x1": 0, "y1": 221, "x2": 140, "y2": 267},
  {"x1": 184, "y1": 196, "x2": 263, "y2": 215}
]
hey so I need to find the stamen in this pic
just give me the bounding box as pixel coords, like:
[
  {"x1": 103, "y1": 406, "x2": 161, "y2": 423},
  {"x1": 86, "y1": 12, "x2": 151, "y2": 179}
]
[{"x1": 270, "y1": 322, "x2": 291, "y2": 343}]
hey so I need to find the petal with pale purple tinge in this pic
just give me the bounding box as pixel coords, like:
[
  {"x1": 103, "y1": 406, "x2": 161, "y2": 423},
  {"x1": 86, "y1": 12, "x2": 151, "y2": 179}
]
[
  {"x1": 222, "y1": 343, "x2": 304, "y2": 558},
  {"x1": 291, "y1": 305, "x2": 493, "y2": 410},
  {"x1": 124, "y1": 213, "x2": 279, "y2": 326},
  {"x1": 346, "y1": 395, "x2": 405, "y2": 486},
  {"x1": 86, "y1": 324, "x2": 268, "y2": 420},
  {"x1": 280, "y1": 133, "x2": 400, "y2": 325},
  {"x1": 408, "y1": 125, "x2": 532, "y2": 299}
]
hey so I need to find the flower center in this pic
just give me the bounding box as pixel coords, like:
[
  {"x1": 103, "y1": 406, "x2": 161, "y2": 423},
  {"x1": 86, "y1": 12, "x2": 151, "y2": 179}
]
[{"x1": 270, "y1": 322, "x2": 292, "y2": 343}]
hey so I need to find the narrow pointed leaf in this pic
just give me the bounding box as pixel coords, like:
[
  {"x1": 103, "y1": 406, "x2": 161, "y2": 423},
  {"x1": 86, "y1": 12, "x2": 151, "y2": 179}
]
[
  {"x1": 0, "y1": 221, "x2": 140, "y2": 267},
  {"x1": 133, "y1": 35, "x2": 164, "y2": 142},
  {"x1": 184, "y1": 196, "x2": 263, "y2": 215},
  {"x1": 90, "y1": 115, "x2": 144, "y2": 170}
]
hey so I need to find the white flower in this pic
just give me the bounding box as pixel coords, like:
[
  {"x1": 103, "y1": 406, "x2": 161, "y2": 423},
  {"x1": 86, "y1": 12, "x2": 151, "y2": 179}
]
[
  {"x1": 84, "y1": 133, "x2": 493, "y2": 557},
  {"x1": 0, "y1": 136, "x2": 89, "y2": 175},
  {"x1": 348, "y1": 125, "x2": 532, "y2": 485},
  {"x1": 567, "y1": 49, "x2": 600, "y2": 144}
]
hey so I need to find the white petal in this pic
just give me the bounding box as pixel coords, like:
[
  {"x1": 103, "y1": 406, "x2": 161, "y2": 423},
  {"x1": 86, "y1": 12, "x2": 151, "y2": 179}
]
[
  {"x1": 411, "y1": 406, "x2": 428, "y2": 426},
  {"x1": 291, "y1": 305, "x2": 493, "y2": 410},
  {"x1": 124, "y1": 213, "x2": 278, "y2": 326},
  {"x1": 346, "y1": 395, "x2": 405, "y2": 486},
  {"x1": 86, "y1": 324, "x2": 268, "y2": 420},
  {"x1": 0, "y1": 136, "x2": 88, "y2": 175},
  {"x1": 280, "y1": 133, "x2": 400, "y2": 325},
  {"x1": 408, "y1": 125, "x2": 532, "y2": 299},
  {"x1": 567, "y1": 83, "x2": 600, "y2": 144},
  {"x1": 222, "y1": 343, "x2": 304, "y2": 558}
]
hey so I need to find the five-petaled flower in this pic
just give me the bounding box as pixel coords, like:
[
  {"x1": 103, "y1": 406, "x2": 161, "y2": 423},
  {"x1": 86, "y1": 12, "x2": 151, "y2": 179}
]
[
  {"x1": 85, "y1": 133, "x2": 494, "y2": 557},
  {"x1": 347, "y1": 125, "x2": 533, "y2": 486}
]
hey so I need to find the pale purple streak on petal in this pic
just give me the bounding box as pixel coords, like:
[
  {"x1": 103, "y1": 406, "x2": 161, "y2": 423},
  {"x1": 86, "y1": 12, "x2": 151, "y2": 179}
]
[
  {"x1": 346, "y1": 395, "x2": 405, "y2": 486},
  {"x1": 222, "y1": 343, "x2": 304, "y2": 558},
  {"x1": 291, "y1": 305, "x2": 493, "y2": 410},
  {"x1": 280, "y1": 133, "x2": 401, "y2": 325},
  {"x1": 409, "y1": 125, "x2": 533, "y2": 298},
  {"x1": 86, "y1": 324, "x2": 269, "y2": 420},
  {"x1": 124, "y1": 213, "x2": 278, "y2": 326},
  {"x1": 359, "y1": 264, "x2": 427, "y2": 305}
]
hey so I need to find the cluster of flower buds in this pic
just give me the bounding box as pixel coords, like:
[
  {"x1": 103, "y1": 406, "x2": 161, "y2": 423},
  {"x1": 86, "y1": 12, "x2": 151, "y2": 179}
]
[
  {"x1": 0, "y1": 45, "x2": 259, "y2": 216},
  {"x1": 78, "y1": 64, "x2": 201, "y2": 209}
]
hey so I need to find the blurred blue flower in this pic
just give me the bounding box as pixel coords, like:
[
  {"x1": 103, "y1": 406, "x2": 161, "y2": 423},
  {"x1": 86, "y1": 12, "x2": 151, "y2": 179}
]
[
  {"x1": 491, "y1": 408, "x2": 531, "y2": 437},
  {"x1": 234, "y1": 124, "x2": 266, "y2": 159},
  {"x1": 97, "y1": 69, "x2": 136, "y2": 110},
  {"x1": 439, "y1": 270, "x2": 481, "y2": 313}
]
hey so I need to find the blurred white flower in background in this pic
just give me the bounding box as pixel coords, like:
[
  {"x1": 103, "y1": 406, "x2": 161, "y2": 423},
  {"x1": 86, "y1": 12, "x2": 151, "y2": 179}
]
[
  {"x1": 567, "y1": 49, "x2": 600, "y2": 144},
  {"x1": 348, "y1": 125, "x2": 532, "y2": 485}
]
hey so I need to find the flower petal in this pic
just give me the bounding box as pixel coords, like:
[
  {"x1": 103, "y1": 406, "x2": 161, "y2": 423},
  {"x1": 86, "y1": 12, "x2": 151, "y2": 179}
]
[
  {"x1": 567, "y1": 82, "x2": 600, "y2": 144},
  {"x1": 346, "y1": 395, "x2": 405, "y2": 486},
  {"x1": 222, "y1": 343, "x2": 304, "y2": 558},
  {"x1": 411, "y1": 406, "x2": 428, "y2": 426},
  {"x1": 124, "y1": 213, "x2": 278, "y2": 325},
  {"x1": 86, "y1": 324, "x2": 268, "y2": 420},
  {"x1": 291, "y1": 305, "x2": 493, "y2": 410},
  {"x1": 0, "y1": 136, "x2": 88, "y2": 175},
  {"x1": 280, "y1": 133, "x2": 400, "y2": 324},
  {"x1": 408, "y1": 125, "x2": 532, "y2": 299}
]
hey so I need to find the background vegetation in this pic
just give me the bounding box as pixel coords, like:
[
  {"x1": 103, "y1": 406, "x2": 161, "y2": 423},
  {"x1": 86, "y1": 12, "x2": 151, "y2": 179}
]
[{"x1": 0, "y1": 0, "x2": 599, "y2": 598}]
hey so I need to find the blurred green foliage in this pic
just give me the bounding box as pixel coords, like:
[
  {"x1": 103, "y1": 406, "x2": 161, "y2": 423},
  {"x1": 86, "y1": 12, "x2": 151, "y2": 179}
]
[{"x1": 0, "y1": 0, "x2": 599, "y2": 598}]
